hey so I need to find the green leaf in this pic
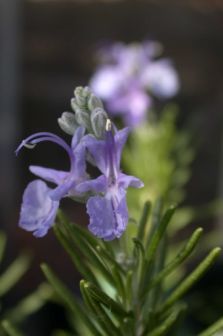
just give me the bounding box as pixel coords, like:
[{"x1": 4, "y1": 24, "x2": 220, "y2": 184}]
[
  {"x1": 57, "y1": 210, "x2": 101, "y2": 249},
  {"x1": 41, "y1": 264, "x2": 100, "y2": 336},
  {"x1": 142, "y1": 236, "x2": 167, "y2": 320},
  {"x1": 80, "y1": 280, "x2": 122, "y2": 336},
  {"x1": 1, "y1": 320, "x2": 23, "y2": 336},
  {"x1": 133, "y1": 238, "x2": 145, "y2": 259},
  {"x1": 58, "y1": 222, "x2": 115, "y2": 287},
  {"x1": 0, "y1": 254, "x2": 31, "y2": 296},
  {"x1": 145, "y1": 305, "x2": 186, "y2": 336},
  {"x1": 85, "y1": 281, "x2": 131, "y2": 318},
  {"x1": 159, "y1": 247, "x2": 221, "y2": 314},
  {"x1": 137, "y1": 201, "x2": 151, "y2": 242},
  {"x1": 0, "y1": 231, "x2": 6, "y2": 264},
  {"x1": 149, "y1": 227, "x2": 203, "y2": 289},
  {"x1": 95, "y1": 245, "x2": 125, "y2": 276},
  {"x1": 53, "y1": 224, "x2": 98, "y2": 284},
  {"x1": 145, "y1": 199, "x2": 163, "y2": 250},
  {"x1": 80, "y1": 280, "x2": 110, "y2": 336},
  {"x1": 53, "y1": 330, "x2": 77, "y2": 336},
  {"x1": 198, "y1": 316, "x2": 223, "y2": 336},
  {"x1": 56, "y1": 212, "x2": 115, "y2": 286},
  {"x1": 139, "y1": 205, "x2": 175, "y2": 298},
  {"x1": 5, "y1": 283, "x2": 53, "y2": 324},
  {"x1": 110, "y1": 265, "x2": 126, "y2": 303},
  {"x1": 125, "y1": 271, "x2": 133, "y2": 311},
  {"x1": 145, "y1": 205, "x2": 176, "y2": 262}
]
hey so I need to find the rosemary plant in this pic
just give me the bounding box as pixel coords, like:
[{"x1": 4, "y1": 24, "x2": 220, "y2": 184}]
[{"x1": 15, "y1": 87, "x2": 223, "y2": 336}]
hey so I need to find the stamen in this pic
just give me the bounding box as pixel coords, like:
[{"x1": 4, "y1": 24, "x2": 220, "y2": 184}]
[
  {"x1": 15, "y1": 132, "x2": 75, "y2": 172},
  {"x1": 105, "y1": 120, "x2": 118, "y2": 182},
  {"x1": 105, "y1": 119, "x2": 112, "y2": 132},
  {"x1": 16, "y1": 132, "x2": 72, "y2": 156}
]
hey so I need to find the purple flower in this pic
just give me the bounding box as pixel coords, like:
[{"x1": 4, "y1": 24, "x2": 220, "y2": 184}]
[
  {"x1": 90, "y1": 41, "x2": 179, "y2": 126},
  {"x1": 107, "y1": 86, "x2": 151, "y2": 127},
  {"x1": 77, "y1": 120, "x2": 144, "y2": 240},
  {"x1": 141, "y1": 59, "x2": 179, "y2": 98},
  {"x1": 16, "y1": 127, "x2": 87, "y2": 237}
]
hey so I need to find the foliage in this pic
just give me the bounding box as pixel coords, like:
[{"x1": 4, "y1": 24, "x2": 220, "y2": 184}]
[
  {"x1": 41, "y1": 204, "x2": 222, "y2": 336},
  {"x1": 123, "y1": 106, "x2": 194, "y2": 219},
  {"x1": 0, "y1": 232, "x2": 52, "y2": 336}
]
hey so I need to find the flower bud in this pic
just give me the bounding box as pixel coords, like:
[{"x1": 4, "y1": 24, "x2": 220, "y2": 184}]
[
  {"x1": 75, "y1": 110, "x2": 92, "y2": 132},
  {"x1": 91, "y1": 107, "x2": 108, "y2": 138},
  {"x1": 71, "y1": 98, "x2": 81, "y2": 114},
  {"x1": 88, "y1": 94, "x2": 103, "y2": 111},
  {"x1": 58, "y1": 112, "x2": 78, "y2": 135},
  {"x1": 74, "y1": 86, "x2": 91, "y2": 108}
]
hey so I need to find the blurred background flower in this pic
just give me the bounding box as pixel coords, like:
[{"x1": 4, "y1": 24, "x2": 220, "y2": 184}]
[{"x1": 90, "y1": 41, "x2": 179, "y2": 126}]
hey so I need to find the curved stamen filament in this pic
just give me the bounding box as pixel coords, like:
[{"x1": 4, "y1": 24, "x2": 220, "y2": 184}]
[{"x1": 15, "y1": 132, "x2": 75, "y2": 171}]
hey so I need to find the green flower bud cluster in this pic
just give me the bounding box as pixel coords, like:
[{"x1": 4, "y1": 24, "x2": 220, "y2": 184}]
[{"x1": 58, "y1": 86, "x2": 108, "y2": 138}]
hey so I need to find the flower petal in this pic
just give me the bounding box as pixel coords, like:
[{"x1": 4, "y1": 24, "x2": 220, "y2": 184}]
[
  {"x1": 71, "y1": 126, "x2": 85, "y2": 149},
  {"x1": 76, "y1": 175, "x2": 107, "y2": 193},
  {"x1": 86, "y1": 190, "x2": 128, "y2": 241},
  {"x1": 29, "y1": 166, "x2": 69, "y2": 185},
  {"x1": 90, "y1": 66, "x2": 123, "y2": 100},
  {"x1": 141, "y1": 59, "x2": 179, "y2": 98},
  {"x1": 49, "y1": 178, "x2": 75, "y2": 201},
  {"x1": 114, "y1": 127, "x2": 130, "y2": 166},
  {"x1": 72, "y1": 141, "x2": 88, "y2": 181},
  {"x1": 118, "y1": 173, "x2": 144, "y2": 189},
  {"x1": 83, "y1": 135, "x2": 107, "y2": 174},
  {"x1": 108, "y1": 89, "x2": 150, "y2": 126},
  {"x1": 19, "y1": 180, "x2": 59, "y2": 237}
]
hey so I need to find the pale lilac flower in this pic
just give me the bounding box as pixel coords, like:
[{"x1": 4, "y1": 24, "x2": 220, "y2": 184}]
[
  {"x1": 16, "y1": 127, "x2": 87, "y2": 237},
  {"x1": 90, "y1": 67, "x2": 123, "y2": 101},
  {"x1": 90, "y1": 41, "x2": 179, "y2": 126},
  {"x1": 77, "y1": 120, "x2": 144, "y2": 240},
  {"x1": 107, "y1": 87, "x2": 151, "y2": 126},
  {"x1": 141, "y1": 59, "x2": 179, "y2": 98}
]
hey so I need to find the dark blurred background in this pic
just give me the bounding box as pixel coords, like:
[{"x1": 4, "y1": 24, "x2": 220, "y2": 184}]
[{"x1": 1, "y1": 0, "x2": 223, "y2": 334}]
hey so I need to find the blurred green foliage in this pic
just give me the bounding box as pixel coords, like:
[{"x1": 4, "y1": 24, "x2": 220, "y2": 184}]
[
  {"x1": 0, "y1": 232, "x2": 52, "y2": 336},
  {"x1": 123, "y1": 106, "x2": 194, "y2": 219}
]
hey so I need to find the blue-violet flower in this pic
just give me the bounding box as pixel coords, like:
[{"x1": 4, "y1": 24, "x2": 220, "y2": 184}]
[
  {"x1": 16, "y1": 127, "x2": 87, "y2": 237},
  {"x1": 90, "y1": 41, "x2": 179, "y2": 126},
  {"x1": 77, "y1": 120, "x2": 144, "y2": 240}
]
